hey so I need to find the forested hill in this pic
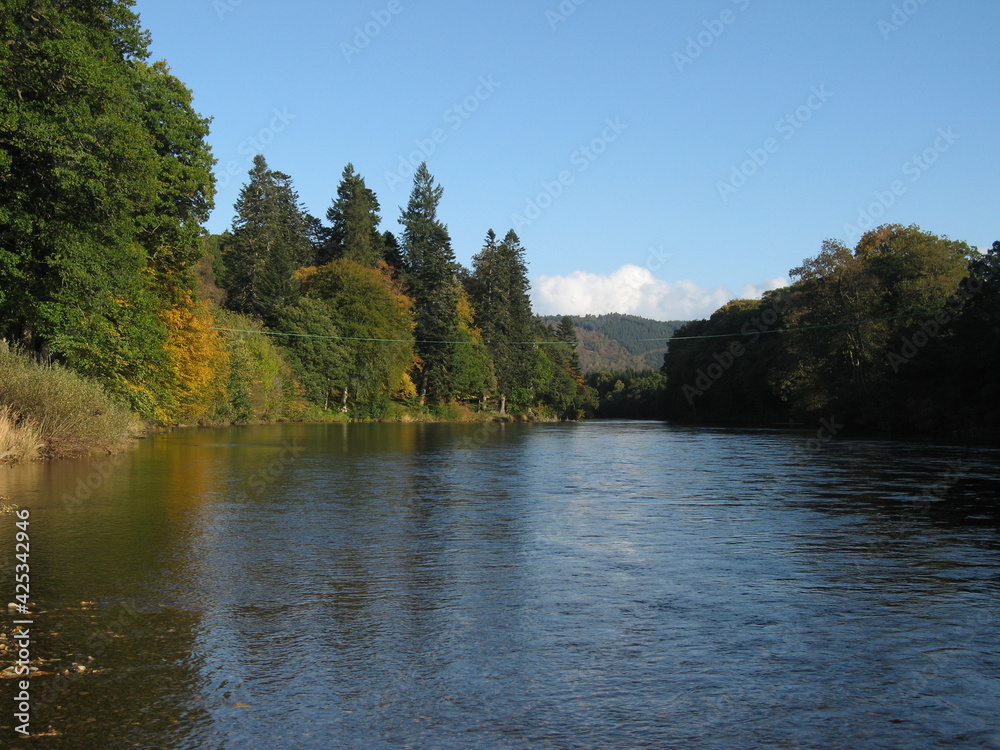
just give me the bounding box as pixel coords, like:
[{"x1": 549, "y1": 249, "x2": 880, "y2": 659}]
[{"x1": 541, "y1": 314, "x2": 688, "y2": 372}]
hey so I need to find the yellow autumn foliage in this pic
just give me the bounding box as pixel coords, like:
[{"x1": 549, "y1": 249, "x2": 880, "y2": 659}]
[{"x1": 159, "y1": 296, "x2": 229, "y2": 423}]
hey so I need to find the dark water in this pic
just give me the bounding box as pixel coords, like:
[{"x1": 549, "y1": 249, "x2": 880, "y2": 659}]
[{"x1": 2, "y1": 421, "x2": 1000, "y2": 749}]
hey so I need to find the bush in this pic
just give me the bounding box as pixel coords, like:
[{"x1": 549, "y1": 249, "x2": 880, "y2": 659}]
[
  {"x1": 0, "y1": 345, "x2": 141, "y2": 460},
  {"x1": 0, "y1": 405, "x2": 43, "y2": 464}
]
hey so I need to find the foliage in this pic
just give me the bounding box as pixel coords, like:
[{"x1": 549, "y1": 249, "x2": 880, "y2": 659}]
[
  {"x1": 468, "y1": 229, "x2": 535, "y2": 414},
  {"x1": 293, "y1": 259, "x2": 416, "y2": 412},
  {"x1": 450, "y1": 289, "x2": 495, "y2": 403},
  {"x1": 541, "y1": 314, "x2": 688, "y2": 371},
  {"x1": 319, "y1": 163, "x2": 385, "y2": 267},
  {"x1": 220, "y1": 155, "x2": 311, "y2": 324},
  {"x1": 0, "y1": 1, "x2": 214, "y2": 418},
  {"x1": 0, "y1": 345, "x2": 140, "y2": 460},
  {"x1": 400, "y1": 162, "x2": 460, "y2": 402},
  {"x1": 273, "y1": 296, "x2": 347, "y2": 411},
  {"x1": 663, "y1": 225, "x2": 988, "y2": 436},
  {"x1": 210, "y1": 308, "x2": 300, "y2": 423},
  {"x1": 158, "y1": 296, "x2": 229, "y2": 423},
  {"x1": 586, "y1": 370, "x2": 668, "y2": 419}
]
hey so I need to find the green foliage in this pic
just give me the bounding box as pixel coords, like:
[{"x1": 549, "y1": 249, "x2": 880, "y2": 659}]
[
  {"x1": 529, "y1": 320, "x2": 593, "y2": 419},
  {"x1": 541, "y1": 314, "x2": 687, "y2": 372},
  {"x1": 0, "y1": 345, "x2": 141, "y2": 460},
  {"x1": 663, "y1": 224, "x2": 986, "y2": 435},
  {"x1": 320, "y1": 163, "x2": 384, "y2": 267},
  {"x1": 273, "y1": 297, "x2": 347, "y2": 411},
  {"x1": 468, "y1": 229, "x2": 535, "y2": 413},
  {"x1": 0, "y1": 0, "x2": 215, "y2": 419},
  {"x1": 220, "y1": 155, "x2": 311, "y2": 324},
  {"x1": 586, "y1": 370, "x2": 667, "y2": 418},
  {"x1": 400, "y1": 163, "x2": 460, "y2": 402},
  {"x1": 450, "y1": 290, "x2": 494, "y2": 402},
  {"x1": 210, "y1": 309, "x2": 298, "y2": 423}
]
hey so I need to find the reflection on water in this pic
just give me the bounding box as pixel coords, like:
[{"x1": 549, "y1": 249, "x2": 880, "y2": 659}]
[{"x1": 2, "y1": 422, "x2": 1000, "y2": 748}]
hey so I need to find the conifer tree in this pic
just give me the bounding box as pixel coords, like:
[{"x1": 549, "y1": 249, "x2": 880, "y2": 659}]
[
  {"x1": 556, "y1": 315, "x2": 583, "y2": 379},
  {"x1": 319, "y1": 163, "x2": 384, "y2": 267},
  {"x1": 220, "y1": 155, "x2": 312, "y2": 324},
  {"x1": 400, "y1": 163, "x2": 459, "y2": 402},
  {"x1": 470, "y1": 229, "x2": 535, "y2": 414}
]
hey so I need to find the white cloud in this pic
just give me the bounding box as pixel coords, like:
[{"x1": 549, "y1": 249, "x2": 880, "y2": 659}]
[{"x1": 531, "y1": 265, "x2": 788, "y2": 321}]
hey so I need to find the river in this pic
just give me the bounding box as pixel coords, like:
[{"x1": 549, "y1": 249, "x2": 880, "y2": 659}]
[{"x1": 2, "y1": 421, "x2": 999, "y2": 748}]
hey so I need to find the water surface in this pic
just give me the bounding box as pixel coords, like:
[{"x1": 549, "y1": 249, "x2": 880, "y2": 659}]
[{"x1": 2, "y1": 421, "x2": 999, "y2": 748}]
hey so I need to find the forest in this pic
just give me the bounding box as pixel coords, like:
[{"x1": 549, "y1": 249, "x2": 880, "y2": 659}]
[
  {"x1": 662, "y1": 227, "x2": 1000, "y2": 439},
  {"x1": 0, "y1": 1, "x2": 592, "y2": 462},
  {"x1": 1, "y1": 2, "x2": 996, "y2": 463}
]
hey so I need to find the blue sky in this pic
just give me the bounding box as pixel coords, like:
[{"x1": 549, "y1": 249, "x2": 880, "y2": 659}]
[{"x1": 135, "y1": 0, "x2": 999, "y2": 320}]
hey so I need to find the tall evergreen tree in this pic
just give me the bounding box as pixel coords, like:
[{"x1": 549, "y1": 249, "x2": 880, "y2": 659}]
[
  {"x1": 319, "y1": 163, "x2": 383, "y2": 267},
  {"x1": 400, "y1": 163, "x2": 459, "y2": 402},
  {"x1": 470, "y1": 229, "x2": 535, "y2": 414},
  {"x1": 220, "y1": 155, "x2": 312, "y2": 323},
  {"x1": 556, "y1": 315, "x2": 583, "y2": 379},
  {"x1": 382, "y1": 230, "x2": 404, "y2": 272}
]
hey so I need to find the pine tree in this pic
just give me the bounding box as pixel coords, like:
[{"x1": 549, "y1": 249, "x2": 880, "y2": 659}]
[
  {"x1": 220, "y1": 155, "x2": 312, "y2": 324},
  {"x1": 470, "y1": 229, "x2": 535, "y2": 414},
  {"x1": 319, "y1": 164, "x2": 384, "y2": 267},
  {"x1": 556, "y1": 315, "x2": 582, "y2": 379},
  {"x1": 400, "y1": 163, "x2": 459, "y2": 402}
]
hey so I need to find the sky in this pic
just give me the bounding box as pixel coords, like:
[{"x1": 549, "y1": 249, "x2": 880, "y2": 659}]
[{"x1": 134, "y1": 0, "x2": 999, "y2": 321}]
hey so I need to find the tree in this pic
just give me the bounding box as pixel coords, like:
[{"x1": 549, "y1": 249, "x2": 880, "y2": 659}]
[
  {"x1": 556, "y1": 315, "x2": 583, "y2": 380},
  {"x1": 273, "y1": 296, "x2": 347, "y2": 411},
  {"x1": 0, "y1": 0, "x2": 215, "y2": 414},
  {"x1": 469, "y1": 229, "x2": 535, "y2": 414},
  {"x1": 220, "y1": 155, "x2": 312, "y2": 324},
  {"x1": 775, "y1": 226, "x2": 971, "y2": 427},
  {"x1": 319, "y1": 163, "x2": 384, "y2": 267},
  {"x1": 399, "y1": 163, "x2": 459, "y2": 402},
  {"x1": 296, "y1": 260, "x2": 415, "y2": 413},
  {"x1": 133, "y1": 59, "x2": 216, "y2": 301}
]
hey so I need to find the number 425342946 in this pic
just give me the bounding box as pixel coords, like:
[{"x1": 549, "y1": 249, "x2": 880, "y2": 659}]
[{"x1": 14, "y1": 509, "x2": 30, "y2": 610}]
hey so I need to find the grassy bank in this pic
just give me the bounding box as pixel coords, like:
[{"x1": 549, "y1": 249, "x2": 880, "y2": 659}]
[
  {"x1": 0, "y1": 344, "x2": 564, "y2": 465},
  {"x1": 0, "y1": 346, "x2": 142, "y2": 464}
]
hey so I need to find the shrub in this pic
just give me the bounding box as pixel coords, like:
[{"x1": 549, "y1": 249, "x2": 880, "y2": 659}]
[
  {"x1": 0, "y1": 405, "x2": 43, "y2": 464},
  {"x1": 0, "y1": 346, "x2": 140, "y2": 460}
]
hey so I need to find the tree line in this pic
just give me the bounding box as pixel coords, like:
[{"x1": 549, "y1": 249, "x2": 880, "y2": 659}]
[
  {"x1": 214, "y1": 157, "x2": 592, "y2": 419},
  {"x1": 662, "y1": 226, "x2": 1000, "y2": 439},
  {"x1": 0, "y1": 1, "x2": 591, "y2": 424}
]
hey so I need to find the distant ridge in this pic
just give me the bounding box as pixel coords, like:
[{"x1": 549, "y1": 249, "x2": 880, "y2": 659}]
[{"x1": 541, "y1": 313, "x2": 689, "y2": 373}]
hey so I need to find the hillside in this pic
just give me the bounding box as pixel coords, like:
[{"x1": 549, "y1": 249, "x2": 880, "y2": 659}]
[{"x1": 541, "y1": 314, "x2": 688, "y2": 373}]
